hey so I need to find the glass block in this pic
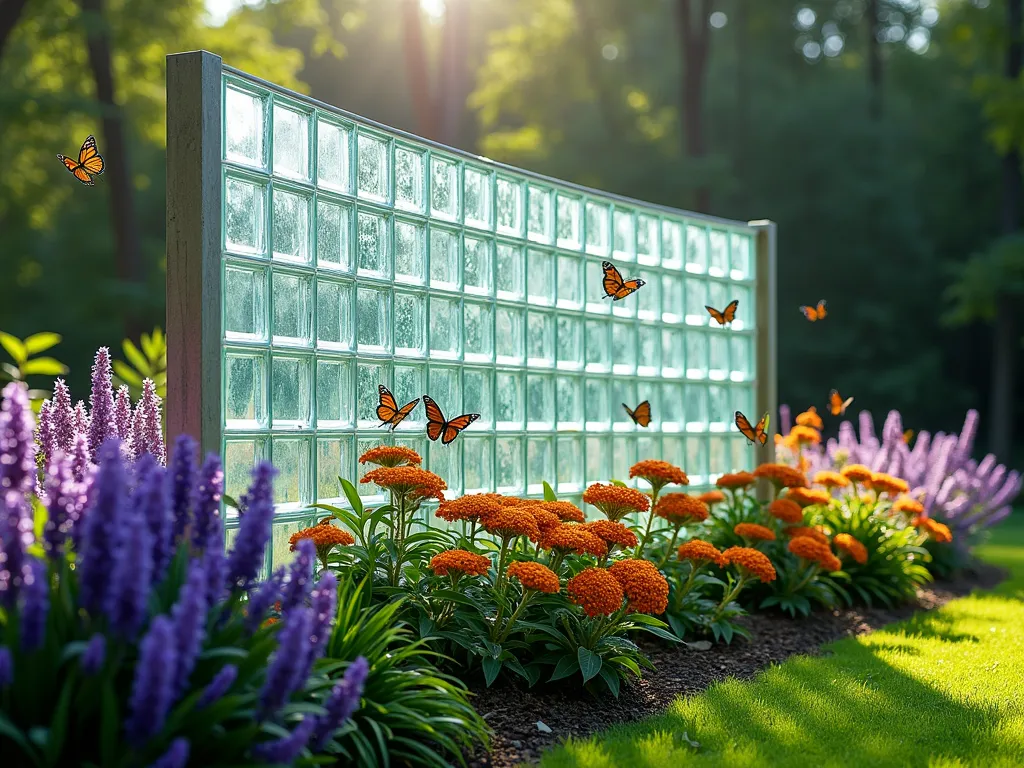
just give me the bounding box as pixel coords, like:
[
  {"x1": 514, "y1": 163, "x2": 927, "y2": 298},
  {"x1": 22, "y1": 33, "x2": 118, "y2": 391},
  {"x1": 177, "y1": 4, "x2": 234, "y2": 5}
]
[
  {"x1": 225, "y1": 351, "x2": 266, "y2": 429},
  {"x1": 637, "y1": 214, "x2": 659, "y2": 265},
  {"x1": 612, "y1": 437, "x2": 637, "y2": 484},
  {"x1": 731, "y1": 436, "x2": 752, "y2": 474},
  {"x1": 637, "y1": 269, "x2": 659, "y2": 320},
  {"x1": 393, "y1": 364, "x2": 426, "y2": 430},
  {"x1": 463, "y1": 236, "x2": 492, "y2": 295},
  {"x1": 272, "y1": 188, "x2": 310, "y2": 263},
  {"x1": 557, "y1": 193, "x2": 582, "y2": 251},
  {"x1": 637, "y1": 435, "x2": 660, "y2": 466},
  {"x1": 709, "y1": 230, "x2": 729, "y2": 277},
  {"x1": 272, "y1": 355, "x2": 312, "y2": 428},
  {"x1": 611, "y1": 378, "x2": 638, "y2": 430},
  {"x1": 316, "y1": 278, "x2": 354, "y2": 351},
  {"x1": 638, "y1": 326, "x2": 660, "y2": 377},
  {"x1": 429, "y1": 296, "x2": 461, "y2": 359},
  {"x1": 357, "y1": 210, "x2": 390, "y2": 278},
  {"x1": 585, "y1": 260, "x2": 611, "y2": 315},
  {"x1": 526, "y1": 310, "x2": 555, "y2": 367},
  {"x1": 661, "y1": 274, "x2": 683, "y2": 323},
  {"x1": 662, "y1": 220, "x2": 684, "y2": 270},
  {"x1": 225, "y1": 175, "x2": 266, "y2": 256},
  {"x1": 272, "y1": 104, "x2": 309, "y2": 180},
  {"x1": 430, "y1": 155, "x2": 459, "y2": 220},
  {"x1": 613, "y1": 209, "x2": 635, "y2": 262},
  {"x1": 708, "y1": 385, "x2": 729, "y2": 430},
  {"x1": 731, "y1": 232, "x2": 752, "y2": 280},
  {"x1": 662, "y1": 328, "x2": 684, "y2": 377},
  {"x1": 685, "y1": 385, "x2": 708, "y2": 431},
  {"x1": 496, "y1": 437, "x2": 524, "y2": 495},
  {"x1": 224, "y1": 438, "x2": 264, "y2": 502},
  {"x1": 707, "y1": 281, "x2": 728, "y2": 325},
  {"x1": 356, "y1": 436, "x2": 389, "y2": 500},
  {"x1": 316, "y1": 199, "x2": 352, "y2": 272},
  {"x1": 686, "y1": 436, "x2": 709, "y2": 484},
  {"x1": 356, "y1": 361, "x2": 390, "y2": 428},
  {"x1": 394, "y1": 218, "x2": 426, "y2": 285},
  {"x1": 686, "y1": 332, "x2": 709, "y2": 379},
  {"x1": 496, "y1": 243, "x2": 524, "y2": 300},
  {"x1": 317, "y1": 118, "x2": 350, "y2": 192},
  {"x1": 357, "y1": 131, "x2": 389, "y2": 201},
  {"x1": 495, "y1": 307, "x2": 525, "y2": 364},
  {"x1": 586, "y1": 436, "x2": 610, "y2": 484},
  {"x1": 225, "y1": 263, "x2": 266, "y2": 342},
  {"x1": 527, "y1": 437, "x2": 554, "y2": 495},
  {"x1": 584, "y1": 319, "x2": 610, "y2": 372},
  {"x1": 556, "y1": 315, "x2": 583, "y2": 370},
  {"x1": 272, "y1": 437, "x2": 310, "y2": 506},
  {"x1": 611, "y1": 322, "x2": 636, "y2": 375},
  {"x1": 585, "y1": 201, "x2": 610, "y2": 256},
  {"x1": 272, "y1": 271, "x2": 311, "y2": 346},
  {"x1": 734, "y1": 386, "x2": 754, "y2": 423},
  {"x1": 316, "y1": 358, "x2": 353, "y2": 428},
  {"x1": 660, "y1": 382, "x2": 684, "y2": 430},
  {"x1": 584, "y1": 378, "x2": 610, "y2": 430},
  {"x1": 527, "y1": 185, "x2": 553, "y2": 244},
  {"x1": 735, "y1": 284, "x2": 753, "y2": 329},
  {"x1": 463, "y1": 368, "x2": 493, "y2": 428},
  {"x1": 429, "y1": 440, "x2": 462, "y2": 497},
  {"x1": 394, "y1": 291, "x2": 427, "y2": 357},
  {"x1": 527, "y1": 373, "x2": 554, "y2": 429},
  {"x1": 662, "y1": 435, "x2": 684, "y2": 470},
  {"x1": 729, "y1": 334, "x2": 754, "y2": 381},
  {"x1": 225, "y1": 84, "x2": 265, "y2": 167},
  {"x1": 709, "y1": 334, "x2": 729, "y2": 380},
  {"x1": 686, "y1": 224, "x2": 708, "y2": 273},
  {"x1": 464, "y1": 301, "x2": 494, "y2": 363},
  {"x1": 395, "y1": 145, "x2": 425, "y2": 212},
  {"x1": 356, "y1": 286, "x2": 391, "y2": 353},
  {"x1": 496, "y1": 176, "x2": 523, "y2": 236},
  {"x1": 495, "y1": 371, "x2": 524, "y2": 430},
  {"x1": 464, "y1": 436, "x2": 494, "y2": 493},
  {"x1": 429, "y1": 227, "x2": 461, "y2": 290},
  {"x1": 527, "y1": 249, "x2": 554, "y2": 306},
  {"x1": 556, "y1": 375, "x2": 583, "y2": 427},
  {"x1": 317, "y1": 435, "x2": 353, "y2": 502},
  {"x1": 428, "y1": 365, "x2": 462, "y2": 415},
  {"x1": 685, "y1": 278, "x2": 708, "y2": 325},
  {"x1": 556, "y1": 254, "x2": 583, "y2": 310},
  {"x1": 464, "y1": 166, "x2": 492, "y2": 229}
]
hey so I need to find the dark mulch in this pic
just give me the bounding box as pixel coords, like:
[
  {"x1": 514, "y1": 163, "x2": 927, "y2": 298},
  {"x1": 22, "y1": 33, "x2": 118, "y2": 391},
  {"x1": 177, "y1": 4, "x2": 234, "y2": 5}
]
[{"x1": 466, "y1": 562, "x2": 1006, "y2": 768}]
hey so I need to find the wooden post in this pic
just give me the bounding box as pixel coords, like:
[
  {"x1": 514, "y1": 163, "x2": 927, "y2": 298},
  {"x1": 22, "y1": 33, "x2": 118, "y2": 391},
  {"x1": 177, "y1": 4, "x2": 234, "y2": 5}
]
[
  {"x1": 166, "y1": 51, "x2": 223, "y2": 456},
  {"x1": 750, "y1": 219, "x2": 777, "y2": 499}
]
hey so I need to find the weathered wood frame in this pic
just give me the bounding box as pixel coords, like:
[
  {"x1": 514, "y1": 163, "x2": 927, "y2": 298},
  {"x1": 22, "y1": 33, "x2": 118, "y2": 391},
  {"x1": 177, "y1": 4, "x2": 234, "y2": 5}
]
[{"x1": 751, "y1": 219, "x2": 779, "y2": 499}]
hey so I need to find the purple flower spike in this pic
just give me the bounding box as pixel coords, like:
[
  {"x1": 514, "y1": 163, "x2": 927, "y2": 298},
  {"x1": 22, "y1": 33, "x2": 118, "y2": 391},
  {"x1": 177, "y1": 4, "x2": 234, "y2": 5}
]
[
  {"x1": 168, "y1": 435, "x2": 196, "y2": 542},
  {"x1": 73, "y1": 400, "x2": 89, "y2": 437},
  {"x1": 105, "y1": 487, "x2": 154, "y2": 638},
  {"x1": 0, "y1": 647, "x2": 12, "y2": 687},
  {"x1": 133, "y1": 454, "x2": 173, "y2": 583},
  {"x1": 19, "y1": 556, "x2": 49, "y2": 651},
  {"x1": 259, "y1": 606, "x2": 313, "y2": 718},
  {"x1": 0, "y1": 495, "x2": 33, "y2": 606},
  {"x1": 308, "y1": 570, "x2": 338, "y2": 664},
  {"x1": 191, "y1": 454, "x2": 224, "y2": 552},
  {"x1": 779, "y1": 404, "x2": 791, "y2": 436},
  {"x1": 198, "y1": 664, "x2": 238, "y2": 708},
  {"x1": 50, "y1": 379, "x2": 76, "y2": 456},
  {"x1": 202, "y1": 523, "x2": 227, "y2": 608},
  {"x1": 147, "y1": 738, "x2": 190, "y2": 768},
  {"x1": 78, "y1": 440, "x2": 129, "y2": 614},
  {"x1": 312, "y1": 656, "x2": 368, "y2": 751},
  {"x1": 226, "y1": 463, "x2": 277, "y2": 591},
  {"x1": 37, "y1": 400, "x2": 55, "y2": 470},
  {"x1": 251, "y1": 715, "x2": 317, "y2": 764},
  {"x1": 71, "y1": 432, "x2": 92, "y2": 484},
  {"x1": 1, "y1": 382, "x2": 36, "y2": 498},
  {"x1": 172, "y1": 561, "x2": 209, "y2": 698},
  {"x1": 88, "y1": 348, "x2": 117, "y2": 462},
  {"x1": 245, "y1": 568, "x2": 284, "y2": 634},
  {"x1": 114, "y1": 386, "x2": 133, "y2": 450},
  {"x1": 136, "y1": 380, "x2": 166, "y2": 466},
  {"x1": 125, "y1": 615, "x2": 178, "y2": 745},
  {"x1": 280, "y1": 538, "x2": 315, "y2": 613},
  {"x1": 82, "y1": 633, "x2": 107, "y2": 675}
]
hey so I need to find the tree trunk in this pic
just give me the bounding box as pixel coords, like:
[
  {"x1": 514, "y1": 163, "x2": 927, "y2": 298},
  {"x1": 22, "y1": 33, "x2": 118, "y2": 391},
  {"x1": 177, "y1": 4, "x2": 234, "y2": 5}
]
[
  {"x1": 675, "y1": 0, "x2": 714, "y2": 212},
  {"x1": 436, "y1": 0, "x2": 470, "y2": 148},
  {"x1": 78, "y1": 0, "x2": 142, "y2": 339},
  {"x1": 400, "y1": 0, "x2": 437, "y2": 140},
  {"x1": 0, "y1": 0, "x2": 29, "y2": 62},
  {"x1": 867, "y1": 0, "x2": 883, "y2": 119}
]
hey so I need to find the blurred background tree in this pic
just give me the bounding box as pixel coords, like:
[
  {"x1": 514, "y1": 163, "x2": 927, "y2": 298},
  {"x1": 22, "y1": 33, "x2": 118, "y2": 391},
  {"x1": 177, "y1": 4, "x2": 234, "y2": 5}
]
[{"x1": 0, "y1": 0, "x2": 1020, "y2": 465}]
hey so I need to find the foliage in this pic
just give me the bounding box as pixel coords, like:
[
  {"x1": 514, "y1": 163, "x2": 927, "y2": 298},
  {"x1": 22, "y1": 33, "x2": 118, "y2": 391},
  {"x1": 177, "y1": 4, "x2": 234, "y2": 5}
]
[
  {"x1": 113, "y1": 327, "x2": 167, "y2": 400},
  {"x1": 0, "y1": 330, "x2": 68, "y2": 407}
]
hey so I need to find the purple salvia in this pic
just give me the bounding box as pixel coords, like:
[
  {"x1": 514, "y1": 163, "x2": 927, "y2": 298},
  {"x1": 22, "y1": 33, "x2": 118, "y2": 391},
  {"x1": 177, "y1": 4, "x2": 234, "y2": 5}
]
[
  {"x1": 43, "y1": 453, "x2": 86, "y2": 556},
  {"x1": 77, "y1": 440, "x2": 128, "y2": 614},
  {"x1": 37, "y1": 400, "x2": 55, "y2": 469},
  {"x1": 114, "y1": 385, "x2": 132, "y2": 442},
  {"x1": 73, "y1": 400, "x2": 89, "y2": 438},
  {"x1": 81, "y1": 633, "x2": 106, "y2": 675},
  {"x1": 104, "y1": 485, "x2": 154, "y2": 638},
  {"x1": 19, "y1": 556, "x2": 49, "y2": 651},
  {"x1": 985, "y1": 506, "x2": 1013, "y2": 528},
  {"x1": 130, "y1": 402, "x2": 145, "y2": 465},
  {"x1": 87, "y1": 348, "x2": 117, "y2": 462},
  {"x1": 0, "y1": 647, "x2": 11, "y2": 687},
  {"x1": 198, "y1": 664, "x2": 238, "y2": 708},
  {"x1": 201, "y1": 522, "x2": 227, "y2": 608},
  {"x1": 226, "y1": 462, "x2": 277, "y2": 591},
  {"x1": 137, "y1": 379, "x2": 166, "y2": 466},
  {"x1": 984, "y1": 464, "x2": 1007, "y2": 497},
  {"x1": 921, "y1": 437, "x2": 955, "y2": 514},
  {"x1": 245, "y1": 568, "x2": 284, "y2": 634},
  {"x1": 171, "y1": 561, "x2": 209, "y2": 699},
  {"x1": 988, "y1": 471, "x2": 1022, "y2": 510},
  {"x1": 168, "y1": 435, "x2": 196, "y2": 542},
  {"x1": 191, "y1": 453, "x2": 224, "y2": 552},
  {"x1": 0, "y1": 496, "x2": 33, "y2": 606},
  {"x1": 858, "y1": 410, "x2": 877, "y2": 451},
  {"x1": 951, "y1": 409, "x2": 979, "y2": 471},
  {"x1": 258, "y1": 606, "x2": 313, "y2": 718},
  {"x1": 280, "y1": 538, "x2": 315, "y2": 613},
  {"x1": 125, "y1": 615, "x2": 178, "y2": 745},
  {"x1": 976, "y1": 454, "x2": 997, "y2": 484},
  {"x1": 298, "y1": 570, "x2": 338, "y2": 684},
  {"x1": 71, "y1": 432, "x2": 92, "y2": 484},
  {"x1": 133, "y1": 454, "x2": 174, "y2": 583},
  {"x1": 1, "y1": 381, "x2": 36, "y2": 499},
  {"x1": 50, "y1": 379, "x2": 76, "y2": 455},
  {"x1": 251, "y1": 715, "x2": 317, "y2": 764},
  {"x1": 778, "y1": 404, "x2": 791, "y2": 436},
  {"x1": 147, "y1": 738, "x2": 190, "y2": 768},
  {"x1": 312, "y1": 656, "x2": 369, "y2": 751},
  {"x1": 881, "y1": 409, "x2": 903, "y2": 446}
]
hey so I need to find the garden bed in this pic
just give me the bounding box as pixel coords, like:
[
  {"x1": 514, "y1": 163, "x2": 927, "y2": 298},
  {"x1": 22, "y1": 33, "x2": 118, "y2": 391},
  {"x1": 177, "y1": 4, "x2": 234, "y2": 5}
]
[{"x1": 467, "y1": 561, "x2": 1005, "y2": 768}]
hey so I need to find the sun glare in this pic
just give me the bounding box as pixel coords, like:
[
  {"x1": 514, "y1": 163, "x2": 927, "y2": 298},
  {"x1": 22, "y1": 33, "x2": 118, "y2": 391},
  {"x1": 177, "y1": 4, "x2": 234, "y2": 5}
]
[{"x1": 420, "y1": 0, "x2": 446, "y2": 22}]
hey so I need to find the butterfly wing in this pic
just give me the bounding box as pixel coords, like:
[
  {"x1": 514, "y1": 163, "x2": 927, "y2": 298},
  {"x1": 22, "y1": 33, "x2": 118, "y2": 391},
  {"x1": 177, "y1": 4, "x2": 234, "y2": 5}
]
[
  {"x1": 799, "y1": 305, "x2": 818, "y2": 322},
  {"x1": 602, "y1": 261, "x2": 625, "y2": 299},
  {"x1": 441, "y1": 413, "x2": 480, "y2": 445},
  {"x1": 622, "y1": 403, "x2": 636, "y2": 421},
  {"x1": 389, "y1": 398, "x2": 421, "y2": 430},
  {"x1": 722, "y1": 299, "x2": 739, "y2": 324},
  {"x1": 705, "y1": 306, "x2": 726, "y2": 325},
  {"x1": 735, "y1": 411, "x2": 758, "y2": 443},
  {"x1": 423, "y1": 395, "x2": 447, "y2": 442},
  {"x1": 78, "y1": 135, "x2": 104, "y2": 175},
  {"x1": 754, "y1": 412, "x2": 770, "y2": 446},
  {"x1": 633, "y1": 400, "x2": 652, "y2": 427},
  {"x1": 903, "y1": 429, "x2": 914, "y2": 445},
  {"x1": 376, "y1": 385, "x2": 399, "y2": 424},
  {"x1": 815, "y1": 300, "x2": 828, "y2": 320},
  {"x1": 613, "y1": 279, "x2": 645, "y2": 300},
  {"x1": 57, "y1": 154, "x2": 94, "y2": 185},
  {"x1": 828, "y1": 389, "x2": 853, "y2": 416}
]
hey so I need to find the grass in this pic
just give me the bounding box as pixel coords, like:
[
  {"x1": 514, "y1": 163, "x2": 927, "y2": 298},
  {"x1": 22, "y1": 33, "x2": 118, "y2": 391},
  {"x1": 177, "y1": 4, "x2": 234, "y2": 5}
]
[{"x1": 538, "y1": 514, "x2": 1024, "y2": 768}]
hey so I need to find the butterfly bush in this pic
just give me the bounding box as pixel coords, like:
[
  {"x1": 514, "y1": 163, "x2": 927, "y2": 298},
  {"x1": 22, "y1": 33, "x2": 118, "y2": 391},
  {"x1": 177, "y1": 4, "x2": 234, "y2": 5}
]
[{"x1": 0, "y1": 382, "x2": 366, "y2": 767}]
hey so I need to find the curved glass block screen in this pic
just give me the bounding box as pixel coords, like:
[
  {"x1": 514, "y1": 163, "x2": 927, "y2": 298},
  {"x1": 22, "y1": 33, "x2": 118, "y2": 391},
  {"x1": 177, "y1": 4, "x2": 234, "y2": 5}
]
[{"x1": 218, "y1": 73, "x2": 759, "y2": 509}]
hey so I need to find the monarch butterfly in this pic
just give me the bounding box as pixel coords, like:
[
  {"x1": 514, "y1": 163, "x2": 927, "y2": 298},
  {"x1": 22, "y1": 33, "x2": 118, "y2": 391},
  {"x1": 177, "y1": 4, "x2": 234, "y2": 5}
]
[
  {"x1": 799, "y1": 300, "x2": 828, "y2": 322},
  {"x1": 376, "y1": 385, "x2": 420, "y2": 430},
  {"x1": 706, "y1": 300, "x2": 739, "y2": 326},
  {"x1": 828, "y1": 389, "x2": 854, "y2": 417},
  {"x1": 57, "y1": 135, "x2": 105, "y2": 185},
  {"x1": 423, "y1": 395, "x2": 480, "y2": 445},
  {"x1": 622, "y1": 401, "x2": 651, "y2": 427},
  {"x1": 735, "y1": 411, "x2": 770, "y2": 446},
  {"x1": 903, "y1": 429, "x2": 914, "y2": 445},
  {"x1": 601, "y1": 261, "x2": 646, "y2": 301}
]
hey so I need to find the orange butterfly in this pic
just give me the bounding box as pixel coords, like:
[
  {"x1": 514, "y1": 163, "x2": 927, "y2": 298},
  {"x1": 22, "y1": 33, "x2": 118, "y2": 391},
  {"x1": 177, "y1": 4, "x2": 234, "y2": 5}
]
[
  {"x1": 828, "y1": 389, "x2": 854, "y2": 417},
  {"x1": 706, "y1": 299, "x2": 739, "y2": 326},
  {"x1": 903, "y1": 429, "x2": 914, "y2": 445},
  {"x1": 423, "y1": 395, "x2": 479, "y2": 445},
  {"x1": 799, "y1": 300, "x2": 827, "y2": 322},
  {"x1": 622, "y1": 401, "x2": 651, "y2": 427},
  {"x1": 735, "y1": 411, "x2": 770, "y2": 446},
  {"x1": 601, "y1": 261, "x2": 646, "y2": 301},
  {"x1": 57, "y1": 135, "x2": 105, "y2": 185},
  {"x1": 376, "y1": 385, "x2": 419, "y2": 430}
]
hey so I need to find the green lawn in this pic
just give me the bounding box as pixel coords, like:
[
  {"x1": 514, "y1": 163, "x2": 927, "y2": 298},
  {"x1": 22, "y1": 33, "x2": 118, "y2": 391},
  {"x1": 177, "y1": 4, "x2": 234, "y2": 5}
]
[{"x1": 538, "y1": 514, "x2": 1024, "y2": 768}]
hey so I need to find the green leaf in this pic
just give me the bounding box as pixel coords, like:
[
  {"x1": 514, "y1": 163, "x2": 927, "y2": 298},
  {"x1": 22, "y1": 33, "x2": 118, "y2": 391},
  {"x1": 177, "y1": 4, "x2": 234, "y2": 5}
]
[
  {"x1": 99, "y1": 680, "x2": 118, "y2": 766},
  {"x1": 598, "y1": 665, "x2": 621, "y2": 698},
  {"x1": 112, "y1": 361, "x2": 143, "y2": 388},
  {"x1": 542, "y1": 481, "x2": 558, "y2": 501},
  {"x1": 44, "y1": 675, "x2": 75, "y2": 765},
  {"x1": 223, "y1": 494, "x2": 239, "y2": 510},
  {"x1": 0, "y1": 713, "x2": 36, "y2": 759},
  {"x1": 23, "y1": 332, "x2": 61, "y2": 356},
  {"x1": 481, "y1": 656, "x2": 502, "y2": 687},
  {"x1": 548, "y1": 654, "x2": 580, "y2": 682},
  {"x1": 21, "y1": 357, "x2": 68, "y2": 376},
  {"x1": 577, "y1": 647, "x2": 603, "y2": 683},
  {"x1": 609, "y1": 478, "x2": 628, "y2": 488},
  {"x1": 339, "y1": 478, "x2": 364, "y2": 517},
  {"x1": 122, "y1": 339, "x2": 153, "y2": 377},
  {"x1": 0, "y1": 332, "x2": 27, "y2": 364}
]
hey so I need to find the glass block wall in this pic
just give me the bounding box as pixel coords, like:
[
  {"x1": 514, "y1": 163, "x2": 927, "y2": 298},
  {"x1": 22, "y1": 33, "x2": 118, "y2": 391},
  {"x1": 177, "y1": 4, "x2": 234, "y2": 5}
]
[{"x1": 215, "y1": 67, "x2": 760, "y2": 527}]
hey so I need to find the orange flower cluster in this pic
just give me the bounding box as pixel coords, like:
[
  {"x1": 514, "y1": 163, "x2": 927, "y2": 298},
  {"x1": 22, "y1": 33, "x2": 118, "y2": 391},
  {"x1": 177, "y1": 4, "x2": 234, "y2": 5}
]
[
  {"x1": 871, "y1": 472, "x2": 910, "y2": 496},
  {"x1": 436, "y1": 494, "x2": 502, "y2": 523},
  {"x1": 723, "y1": 546, "x2": 777, "y2": 583},
  {"x1": 539, "y1": 500, "x2": 586, "y2": 523},
  {"x1": 430, "y1": 549, "x2": 492, "y2": 577},
  {"x1": 788, "y1": 537, "x2": 842, "y2": 572},
  {"x1": 914, "y1": 516, "x2": 953, "y2": 544},
  {"x1": 734, "y1": 522, "x2": 776, "y2": 542},
  {"x1": 289, "y1": 521, "x2": 354, "y2": 550},
  {"x1": 785, "y1": 487, "x2": 832, "y2": 508},
  {"x1": 654, "y1": 493, "x2": 709, "y2": 526},
  {"x1": 526, "y1": 506, "x2": 563, "y2": 534},
  {"x1": 789, "y1": 425, "x2": 822, "y2": 446},
  {"x1": 507, "y1": 561, "x2": 561, "y2": 594},
  {"x1": 840, "y1": 464, "x2": 874, "y2": 484},
  {"x1": 812, "y1": 470, "x2": 850, "y2": 489},
  {"x1": 540, "y1": 524, "x2": 608, "y2": 557},
  {"x1": 697, "y1": 490, "x2": 726, "y2": 506},
  {"x1": 677, "y1": 539, "x2": 728, "y2": 568},
  {"x1": 629, "y1": 460, "x2": 689, "y2": 488},
  {"x1": 768, "y1": 498, "x2": 803, "y2": 524},
  {"x1": 567, "y1": 568, "x2": 624, "y2": 617},
  {"x1": 585, "y1": 519, "x2": 639, "y2": 549},
  {"x1": 482, "y1": 508, "x2": 541, "y2": 541},
  {"x1": 833, "y1": 533, "x2": 868, "y2": 565},
  {"x1": 609, "y1": 559, "x2": 669, "y2": 614},
  {"x1": 892, "y1": 496, "x2": 925, "y2": 515},
  {"x1": 358, "y1": 445, "x2": 422, "y2": 467},
  {"x1": 795, "y1": 407, "x2": 824, "y2": 430},
  {"x1": 716, "y1": 471, "x2": 756, "y2": 489},
  {"x1": 786, "y1": 526, "x2": 830, "y2": 545},
  {"x1": 754, "y1": 463, "x2": 808, "y2": 489},
  {"x1": 582, "y1": 483, "x2": 651, "y2": 521},
  {"x1": 360, "y1": 466, "x2": 447, "y2": 501}
]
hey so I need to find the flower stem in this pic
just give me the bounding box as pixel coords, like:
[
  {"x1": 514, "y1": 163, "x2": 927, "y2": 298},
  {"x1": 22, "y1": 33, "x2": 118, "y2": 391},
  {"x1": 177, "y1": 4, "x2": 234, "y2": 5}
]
[
  {"x1": 712, "y1": 574, "x2": 749, "y2": 623},
  {"x1": 633, "y1": 484, "x2": 663, "y2": 557},
  {"x1": 658, "y1": 525, "x2": 683, "y2": 568},
  {"x1": 496, "y1": 591, "x2": 533, "y2": 643}
]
